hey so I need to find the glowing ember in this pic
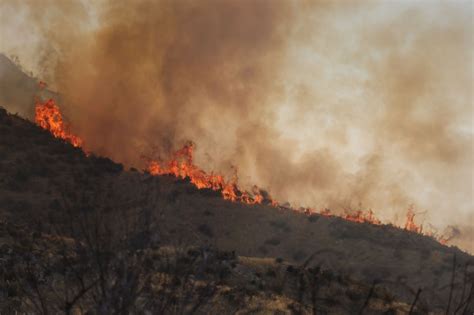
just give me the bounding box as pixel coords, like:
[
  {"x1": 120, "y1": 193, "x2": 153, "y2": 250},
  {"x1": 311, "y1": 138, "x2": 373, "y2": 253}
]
[
  {"x1": 145, "y1": 142, "x2": 272, "y2": 205},
  {"x1": 35, "y1": 99, "x2": 83, "y2": 148}
]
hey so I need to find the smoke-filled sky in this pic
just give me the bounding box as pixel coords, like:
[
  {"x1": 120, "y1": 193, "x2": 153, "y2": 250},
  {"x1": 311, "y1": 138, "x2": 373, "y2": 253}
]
[{"x1": 0, "y1": 1, "x2": 472, "y2": 234}]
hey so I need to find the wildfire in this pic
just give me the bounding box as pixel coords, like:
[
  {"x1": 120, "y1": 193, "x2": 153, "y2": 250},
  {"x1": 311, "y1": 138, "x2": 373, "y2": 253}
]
[
  {"x1": 145, "y1": 142, "x2": 270, "y2": 205},
  {"x1": 32, "y1": 96, "x2": 450, "y2": 245},
  {"x1": 344, "y1": 209, "x2": 382, "y2": 225},
  {"x1": 404, "y1": 206, "x2": 423, "y2": 234},
  {"x1": 35, "y1": 98, "x2": 83, "y2": 148},
  {"x1": 143, "y1": 144, "x2": 448, "y2": 243}
]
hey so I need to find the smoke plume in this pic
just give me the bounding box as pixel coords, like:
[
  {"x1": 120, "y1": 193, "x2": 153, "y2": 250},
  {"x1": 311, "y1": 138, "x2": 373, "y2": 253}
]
[{"x1": 0, "y1": 1, "x2": 472, "y2": 250}]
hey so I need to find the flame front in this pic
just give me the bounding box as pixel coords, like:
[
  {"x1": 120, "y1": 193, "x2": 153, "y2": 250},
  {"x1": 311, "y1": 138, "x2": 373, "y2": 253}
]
[
  {"x1": 344, "y1": 209, "x2": 382, "y2": 225},
  {"x1": 146, "y1": 142, "x2": 269, "y2": 205},
  {"x1": 33, "y1": 97, "x2": 450, "y2": 245},
  {"x1": 144, "y1": 144, "x2": 446, "y2": 241},
  {"x1": 35, "y1": 99, "x2": 83, "y2": 148}
]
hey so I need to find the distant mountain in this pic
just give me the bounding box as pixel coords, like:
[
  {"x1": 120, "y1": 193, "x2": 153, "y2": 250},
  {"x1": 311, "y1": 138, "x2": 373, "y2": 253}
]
[{"x1": 0, "y1": 54, "x2": 59, "y2": 119}]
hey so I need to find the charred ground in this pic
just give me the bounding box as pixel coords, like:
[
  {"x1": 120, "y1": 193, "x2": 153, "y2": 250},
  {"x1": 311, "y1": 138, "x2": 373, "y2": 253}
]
[{"x1": 0, "y1": 107, "x2": 473, "y2": 314}]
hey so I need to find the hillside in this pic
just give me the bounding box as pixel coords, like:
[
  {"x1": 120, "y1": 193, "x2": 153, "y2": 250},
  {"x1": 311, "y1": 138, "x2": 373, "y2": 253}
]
[{"x1": 0, "y1": 105, "x2": 473, "y2": 314}]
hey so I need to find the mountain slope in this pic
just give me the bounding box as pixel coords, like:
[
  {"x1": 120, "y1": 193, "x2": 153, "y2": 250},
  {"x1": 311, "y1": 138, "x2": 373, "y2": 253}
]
[{"x1": 0, "y1": 106, "x2": 473, "y2": 314}]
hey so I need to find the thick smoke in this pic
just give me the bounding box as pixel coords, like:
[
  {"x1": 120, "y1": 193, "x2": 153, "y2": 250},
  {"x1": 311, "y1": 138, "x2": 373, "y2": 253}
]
[
  {"x1": 54, "y1": 0, "x2": 292, "y2": 168},
  {"x1": 0, "y1": 1, "x2": 472, "y2": 250}
]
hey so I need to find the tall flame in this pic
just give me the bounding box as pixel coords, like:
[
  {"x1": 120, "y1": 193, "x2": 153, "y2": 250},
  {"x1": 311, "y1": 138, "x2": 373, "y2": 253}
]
[
  {"x1": 404, "y1": 206, "x2": 423, "y2": 234},
  {"x1": 35, "y1": 98, "x2": 83, "y2": 148}
]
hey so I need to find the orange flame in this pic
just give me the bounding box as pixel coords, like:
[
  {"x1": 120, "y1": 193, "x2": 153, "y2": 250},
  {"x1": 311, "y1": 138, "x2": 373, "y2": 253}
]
[
  {"x1": 344, "y1": 209, "x2": 382, "y2": 225},
  {"x1": 31, "y1": 96, "x2": 451, "y2": 246},
  {"x1": 404, "y1": 206, "x2": 423, "y2": 234},
  {"x1": 35, "y1": 98, "x2": 83, "y2": 148},
  {"x1": 145, "y1": 145, "x2": 447, "y2": 243},
  {"x1": 145, "y1": 142, "x2": 270, "y2": 205}
]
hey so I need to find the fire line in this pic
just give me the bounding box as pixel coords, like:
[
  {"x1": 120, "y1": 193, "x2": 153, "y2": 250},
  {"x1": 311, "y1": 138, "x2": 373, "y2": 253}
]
[{"x1": 34, "y1": 97, "x2": 448, "y2": 244}]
